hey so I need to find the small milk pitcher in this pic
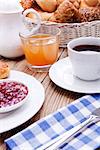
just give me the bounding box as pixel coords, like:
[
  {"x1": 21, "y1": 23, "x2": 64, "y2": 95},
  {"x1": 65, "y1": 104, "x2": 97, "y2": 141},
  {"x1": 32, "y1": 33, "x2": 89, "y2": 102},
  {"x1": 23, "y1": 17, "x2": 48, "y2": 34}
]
[{"x1": 0, "y1": 0, "x2": 41, "y2": 58}]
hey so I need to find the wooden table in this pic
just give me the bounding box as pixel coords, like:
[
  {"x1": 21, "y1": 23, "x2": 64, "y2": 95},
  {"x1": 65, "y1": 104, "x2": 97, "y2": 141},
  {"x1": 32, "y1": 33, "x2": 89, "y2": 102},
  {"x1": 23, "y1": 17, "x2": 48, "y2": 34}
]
[{"x1": 0, "y1": 48, "x2": 85, "y2": 150}]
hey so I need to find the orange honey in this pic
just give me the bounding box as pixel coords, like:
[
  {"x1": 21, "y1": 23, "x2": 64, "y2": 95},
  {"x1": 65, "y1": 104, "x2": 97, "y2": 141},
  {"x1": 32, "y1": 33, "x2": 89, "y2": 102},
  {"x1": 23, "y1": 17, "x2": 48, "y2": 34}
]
[{"x1": 22, "y1": 34, "x2": 59, "y2": 66}]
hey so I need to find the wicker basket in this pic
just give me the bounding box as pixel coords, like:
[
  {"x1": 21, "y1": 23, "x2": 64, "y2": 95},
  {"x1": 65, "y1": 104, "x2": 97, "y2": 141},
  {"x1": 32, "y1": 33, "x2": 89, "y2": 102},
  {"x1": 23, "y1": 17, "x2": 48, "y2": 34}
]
[{"x1": 42, "y1": 20, "x2": 100, "y2": 47}]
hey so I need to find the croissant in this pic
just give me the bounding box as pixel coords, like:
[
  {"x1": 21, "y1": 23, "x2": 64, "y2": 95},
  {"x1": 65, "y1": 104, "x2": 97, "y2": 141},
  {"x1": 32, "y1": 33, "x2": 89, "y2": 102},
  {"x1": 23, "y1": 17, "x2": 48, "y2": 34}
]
[{"x1": 49, "y1": 0, "x2": 80, "y2": 23}]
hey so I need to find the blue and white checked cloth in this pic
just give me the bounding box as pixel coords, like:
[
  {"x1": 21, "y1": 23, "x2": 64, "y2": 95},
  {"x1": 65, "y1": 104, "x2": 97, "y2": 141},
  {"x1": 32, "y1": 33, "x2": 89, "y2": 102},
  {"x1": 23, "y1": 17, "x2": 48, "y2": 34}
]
[{"x1": 5, "y1": 94, "x2": 100, "y2": 150}]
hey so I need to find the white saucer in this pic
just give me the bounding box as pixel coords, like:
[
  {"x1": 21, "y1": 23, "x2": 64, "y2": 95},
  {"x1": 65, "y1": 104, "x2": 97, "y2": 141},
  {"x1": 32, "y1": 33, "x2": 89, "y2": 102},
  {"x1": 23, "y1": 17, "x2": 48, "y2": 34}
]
[
  {"x1": 49, "y1": 57, "x2": 100, "y2": 93},
  {"x1": 0, "y1": 70, "x2": 45, "y2": 133}
]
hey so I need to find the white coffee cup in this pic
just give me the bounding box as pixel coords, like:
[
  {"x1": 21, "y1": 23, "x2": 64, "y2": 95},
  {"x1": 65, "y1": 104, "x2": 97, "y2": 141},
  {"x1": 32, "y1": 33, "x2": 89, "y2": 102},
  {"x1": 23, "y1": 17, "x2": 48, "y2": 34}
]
[{"x1": 67, "y1": 37, "x2": 100, "y2": 81}]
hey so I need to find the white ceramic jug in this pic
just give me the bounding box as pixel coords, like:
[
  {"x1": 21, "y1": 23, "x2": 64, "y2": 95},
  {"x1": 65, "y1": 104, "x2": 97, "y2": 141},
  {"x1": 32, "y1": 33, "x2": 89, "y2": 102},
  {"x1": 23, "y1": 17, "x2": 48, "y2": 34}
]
[{"x1": 0, "y1": 0, "x2": 41, "y2": 58}]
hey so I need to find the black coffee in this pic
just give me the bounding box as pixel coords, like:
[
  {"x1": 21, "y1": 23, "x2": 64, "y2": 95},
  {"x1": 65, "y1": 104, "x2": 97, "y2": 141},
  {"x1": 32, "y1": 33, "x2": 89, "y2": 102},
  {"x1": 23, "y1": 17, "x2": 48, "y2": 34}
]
[{"x1": 73, "y1": 45, "x2": 100, "y2": 52}]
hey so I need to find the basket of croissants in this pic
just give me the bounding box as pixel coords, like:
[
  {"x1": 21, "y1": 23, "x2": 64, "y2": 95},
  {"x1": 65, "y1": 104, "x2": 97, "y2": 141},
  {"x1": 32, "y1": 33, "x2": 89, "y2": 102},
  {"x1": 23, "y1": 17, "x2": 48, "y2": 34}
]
[{"x1": 21, "y1": 0, "x2": 100, "y2": 47}]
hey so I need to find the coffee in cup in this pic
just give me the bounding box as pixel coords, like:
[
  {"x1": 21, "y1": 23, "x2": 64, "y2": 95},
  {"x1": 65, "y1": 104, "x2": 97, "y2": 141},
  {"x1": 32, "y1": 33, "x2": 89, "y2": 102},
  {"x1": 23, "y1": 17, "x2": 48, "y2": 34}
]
[{"x1": 67, "y1": 37, "x2": 100, "y2": 81}]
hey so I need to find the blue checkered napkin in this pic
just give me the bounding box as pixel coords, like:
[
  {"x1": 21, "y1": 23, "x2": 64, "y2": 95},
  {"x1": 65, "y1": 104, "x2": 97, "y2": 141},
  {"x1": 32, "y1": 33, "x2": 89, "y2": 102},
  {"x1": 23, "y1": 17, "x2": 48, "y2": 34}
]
[{"x1": 5, "y1": 94, "x2": 100, "y2": 150}]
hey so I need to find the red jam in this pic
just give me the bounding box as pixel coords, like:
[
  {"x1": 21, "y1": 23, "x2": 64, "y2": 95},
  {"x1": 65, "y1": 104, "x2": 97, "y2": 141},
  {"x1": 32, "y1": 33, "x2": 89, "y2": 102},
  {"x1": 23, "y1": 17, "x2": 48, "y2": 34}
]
[{"x1": 0, "y1": 81, "x2": 28, "y2": 108}]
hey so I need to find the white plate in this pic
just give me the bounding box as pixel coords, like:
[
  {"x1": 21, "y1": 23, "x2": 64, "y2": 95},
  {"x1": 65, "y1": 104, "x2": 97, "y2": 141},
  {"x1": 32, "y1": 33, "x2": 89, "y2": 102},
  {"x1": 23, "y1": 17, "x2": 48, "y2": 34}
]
[
  {"x1": 49, "y1": 57, "x2": 100, "y2": 93},
  {"x1": 0, "y1": 70, "x2": 45, "y2": 133}
]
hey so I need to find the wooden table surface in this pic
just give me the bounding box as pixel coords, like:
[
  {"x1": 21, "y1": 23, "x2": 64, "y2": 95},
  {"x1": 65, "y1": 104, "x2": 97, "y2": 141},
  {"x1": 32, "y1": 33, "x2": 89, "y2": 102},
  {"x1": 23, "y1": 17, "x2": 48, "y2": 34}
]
[{"x1": 0, "y1": 48, "x2": 85, "y2": 150}]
